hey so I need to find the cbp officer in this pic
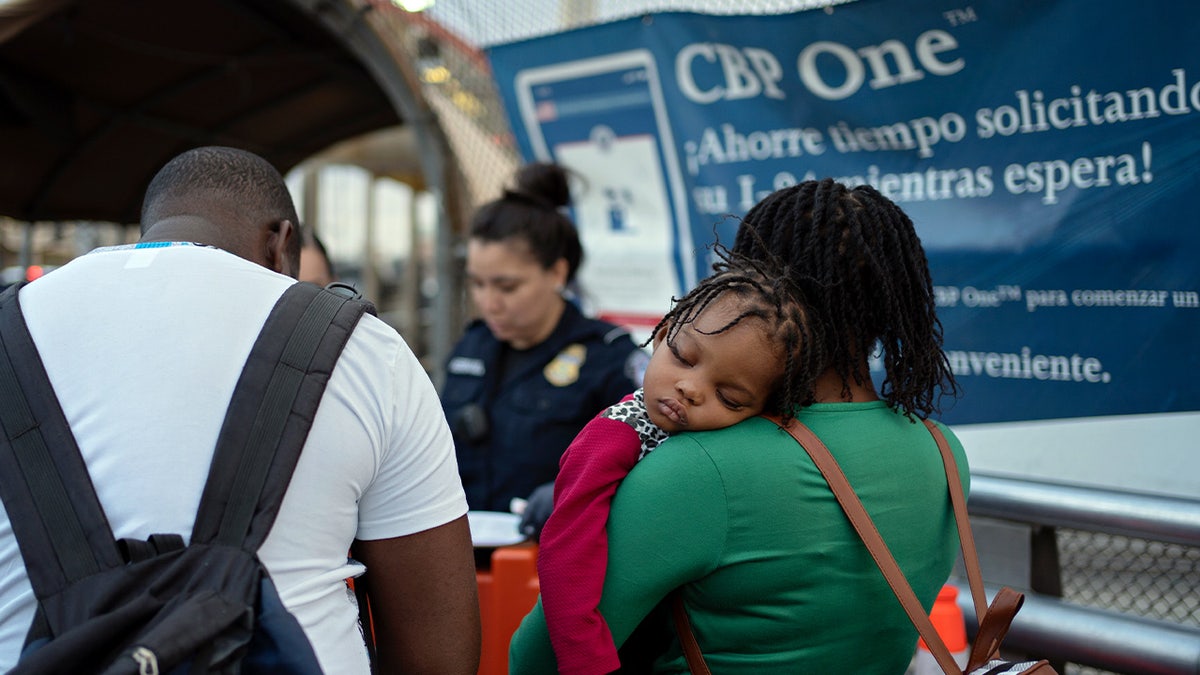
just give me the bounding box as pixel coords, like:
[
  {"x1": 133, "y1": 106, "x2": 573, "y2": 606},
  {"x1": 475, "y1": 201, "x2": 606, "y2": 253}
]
[{"x1": 440, "y1": 163, "x2": 646, "y2": 520}]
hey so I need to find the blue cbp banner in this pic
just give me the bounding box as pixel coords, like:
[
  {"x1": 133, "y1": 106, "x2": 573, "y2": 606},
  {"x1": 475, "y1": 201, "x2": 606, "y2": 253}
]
[{"x1": 487, "y1": 0, "x2": 1200, "y2": 425}]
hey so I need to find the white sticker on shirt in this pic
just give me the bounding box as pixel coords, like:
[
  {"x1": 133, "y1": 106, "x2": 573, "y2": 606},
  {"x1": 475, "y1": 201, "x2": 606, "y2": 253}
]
[{"x1": 124, "y1": 249, "x2": 159, "y2": 269}]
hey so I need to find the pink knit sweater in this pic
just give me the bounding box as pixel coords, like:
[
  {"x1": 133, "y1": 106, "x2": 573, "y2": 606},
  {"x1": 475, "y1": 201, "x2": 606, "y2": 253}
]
[{"x1": 537, "y1": 391, "x2": 666, "y2": 674}]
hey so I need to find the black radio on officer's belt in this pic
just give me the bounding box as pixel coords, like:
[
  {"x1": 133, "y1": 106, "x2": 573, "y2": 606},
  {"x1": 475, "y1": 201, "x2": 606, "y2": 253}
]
[{"x1": 454, "y1": 404, "x2": 490, "y2": 444}]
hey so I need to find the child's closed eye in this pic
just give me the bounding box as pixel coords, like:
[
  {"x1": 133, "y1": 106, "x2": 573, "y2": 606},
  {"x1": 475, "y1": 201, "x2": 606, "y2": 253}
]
[
  {"x1": 668, "y1": 341, "x2": 692, "y2": 367},
  {"x1": 717, "y1": 391, "x2": 748, "y2": 410}
]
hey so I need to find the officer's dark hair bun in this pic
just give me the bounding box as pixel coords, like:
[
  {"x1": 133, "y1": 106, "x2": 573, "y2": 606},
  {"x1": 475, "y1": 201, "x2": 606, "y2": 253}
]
[
  {"x1": 469, "y1": 162, "x2": 584, "y2": 281},
  {"x1": 513, "y1": 162, "x2": 571, "y2": 209}
]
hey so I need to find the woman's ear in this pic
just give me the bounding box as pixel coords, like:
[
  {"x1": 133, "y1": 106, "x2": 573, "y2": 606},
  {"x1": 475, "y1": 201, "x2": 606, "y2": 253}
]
[{"x1": 550, "y1": 257, "x2": 570, "y2": 289}]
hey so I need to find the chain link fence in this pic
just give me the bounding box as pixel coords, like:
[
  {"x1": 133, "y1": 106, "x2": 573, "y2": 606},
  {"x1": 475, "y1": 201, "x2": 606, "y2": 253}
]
[
  {"x1": 1061, "y1": 530, "x2": 1200, "y2": 628},
  {"x1": 1059, "y1": 529, "x2": 1200, "y2": 674},
  {"x1": 422, "y1": 0, "x2": 854, "y2": 48}
]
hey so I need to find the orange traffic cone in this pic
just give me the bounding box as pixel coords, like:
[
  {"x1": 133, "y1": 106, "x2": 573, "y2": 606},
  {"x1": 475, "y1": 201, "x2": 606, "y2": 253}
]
[{"x1": 909, "y1": 584, "x2": 969, "y2": 674}]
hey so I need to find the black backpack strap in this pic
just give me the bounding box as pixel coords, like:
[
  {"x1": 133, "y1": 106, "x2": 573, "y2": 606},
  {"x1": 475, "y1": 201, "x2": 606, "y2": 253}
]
[
  {"x1": 0, "y1": 283, "x2": 124, "y2": 596},
  {"x1": 191, "y1": 281, "x2": 374, "y2": 550}
]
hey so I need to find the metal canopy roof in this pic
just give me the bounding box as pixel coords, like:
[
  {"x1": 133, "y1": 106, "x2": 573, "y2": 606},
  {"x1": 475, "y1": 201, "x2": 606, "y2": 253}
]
[{"x1": 0, "y1": 0, "x2": 402, "y2": 225}]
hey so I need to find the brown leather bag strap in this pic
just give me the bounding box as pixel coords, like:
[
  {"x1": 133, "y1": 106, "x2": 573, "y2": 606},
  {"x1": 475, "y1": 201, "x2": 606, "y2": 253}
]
[
  {"x1": 923, "y1": 419, "x2": 1024, "y2": 669},
  {"x1": 923, "y1": 418, "x2": 988, "y2": 620},
  {"x1": 770, "y1": 417, "x2": 966, "y2": 675},
  {"x1": 671, "y1": 590, "x2": 712, "y2": 675},
  {"x1": 966, "y1": 586, "x2": 1025, "y2": 670}
]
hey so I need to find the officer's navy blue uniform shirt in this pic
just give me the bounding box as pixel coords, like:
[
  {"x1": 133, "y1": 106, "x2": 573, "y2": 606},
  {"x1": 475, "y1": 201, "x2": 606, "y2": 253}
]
[{"x1": 441, "y1": 302, "x2": 646, "y2": 512}]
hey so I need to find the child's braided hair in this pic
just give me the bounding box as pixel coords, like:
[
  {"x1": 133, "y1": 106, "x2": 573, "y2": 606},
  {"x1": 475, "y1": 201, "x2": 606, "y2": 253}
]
[{"x1": 644, "y1": 245, "x2": 823, "y2": 422}]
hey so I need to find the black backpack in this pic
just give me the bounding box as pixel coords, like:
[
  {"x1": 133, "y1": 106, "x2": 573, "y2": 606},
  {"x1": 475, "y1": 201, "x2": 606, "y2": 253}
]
[{"x1": 0, "y1": 280, "x2": 375, "y2": 674}]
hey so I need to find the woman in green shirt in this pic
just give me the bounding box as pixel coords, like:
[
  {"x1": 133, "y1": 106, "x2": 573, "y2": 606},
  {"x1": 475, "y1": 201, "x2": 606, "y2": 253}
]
[{"x1": 510, "y1": 179, "x2": 965, "y2": 674}]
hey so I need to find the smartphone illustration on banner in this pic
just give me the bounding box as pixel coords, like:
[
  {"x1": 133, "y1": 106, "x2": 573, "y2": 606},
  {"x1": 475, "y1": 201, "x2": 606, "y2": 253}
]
[{"x1": 513, "y1": 50, "x2": 695, "y2": 334}]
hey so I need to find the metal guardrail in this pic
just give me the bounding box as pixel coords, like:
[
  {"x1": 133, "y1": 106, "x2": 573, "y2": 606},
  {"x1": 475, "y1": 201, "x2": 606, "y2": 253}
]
[
  {"x1": 969, "y1": 474, "x2": 1200, "y2": 547},
  {"x1": 960, "y1": 473, "x2": 1200, "y2": 675},
  {"x1": 951, "y1": 581, "x2": 1200, "y2": 675}
]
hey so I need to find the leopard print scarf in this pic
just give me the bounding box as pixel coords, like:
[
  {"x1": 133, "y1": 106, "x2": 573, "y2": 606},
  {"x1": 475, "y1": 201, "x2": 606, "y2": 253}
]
[{"x1": 600, "y1": 388, "x2": 670, "y2": 460}]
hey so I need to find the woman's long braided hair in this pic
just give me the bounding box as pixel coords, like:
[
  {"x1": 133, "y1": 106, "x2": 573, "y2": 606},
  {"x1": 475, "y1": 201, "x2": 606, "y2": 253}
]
[
  {"x1": 644, "y1": 245, "x2": 824, "y2": 422},
  {"x1": 732, "y1": 178, "x2": 957, "y2": 419}
]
